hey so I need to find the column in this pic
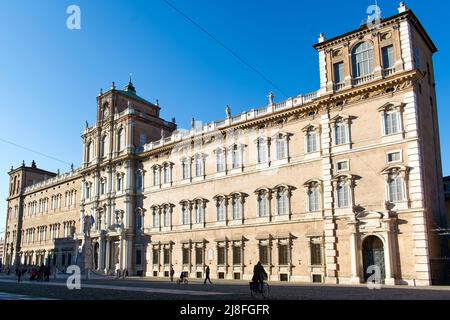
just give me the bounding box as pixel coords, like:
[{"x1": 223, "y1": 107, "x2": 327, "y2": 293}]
[
  {"x1": 124, "y1": 237, "x2": 133, "y2": 275},
  {"x1": 372, "y1": 33, "x2": 383, "y2": 78},
  {"x1": 104, "y1": 239, "x2": 111, "y2": 274},
  {"x1": 383, "y1": 220, "x2": 396, "y2": 285},
  {"x1": 98, "y1": 235, "x2": 105, "y2": 271},
  {"x1": 119, "y1": 235, "x2": 124, "y2": 270},
  {"x1": 348, "y1": 221, "x2": 361, "y2": 284}
]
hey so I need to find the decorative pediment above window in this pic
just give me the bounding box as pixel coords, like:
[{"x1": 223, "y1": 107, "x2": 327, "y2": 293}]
[
  {"x1": 332, "y1": 173, "x2": 356, "y2": 182},
  {"x1": 303, "y1": 179, "x2": 323, "y2": 188},
  {"x1": 254, "y1": 136, "x2": 270, "y2": 144},
  {"x1": 179, "y1": 199, "x2": 192, "y2": 206},
  {"x1": 329, "y1": 114, "x2": 356, "y2": 124},
  {"x1": 213, "y1": 147, "x2": 226, "y2": 154},
  {"x1": 151, "y1": 164, "x2": 161, "y2": 170},
  {"x1": 272, "y1": 131, "x2": 293, "y2": 139},
  {"x1": 161, "y1": 161, "x2": 174, "y2": 168},
  {"x1": 227, "y1": 143, "x2": 246, "y2": 151},
  {"x1": 381, "y1": 164, "x2": 410, "y2": 180},
  {"x1": 272, "y1": 184, "x2": 296, "y2": 195},
  {"x1": 301, "y1": 124, "x2": 321, "y2": 133},
  {"x1": 254, "y1": 187, "x2": 272, "y2": 195},
  {"x1": 377, "y1": 102, "x2": 405, "y2": 113}
]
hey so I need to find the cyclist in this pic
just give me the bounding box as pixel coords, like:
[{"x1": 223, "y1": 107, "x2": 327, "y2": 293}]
[{"x1": 252, "y1": 261, "x2": 268, "y2": 293}]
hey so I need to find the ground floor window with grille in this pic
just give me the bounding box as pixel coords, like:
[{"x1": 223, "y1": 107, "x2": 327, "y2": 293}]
[
  {"x1": 278, "y1": 244, "x2": 289, "y2": 266},
  {"x1": 182, "y1": 247, "x2": 190, "y2": 266},
  {"x1": 217, "y1": 246, "x2": 226, "y2": 266},
  {"x1": 259, "y1": 244, "x2": 269, "y2": 265},
  {"x1": 195, "y1": 247, "x2": 203, "y2": 266},
  {"x1": 232, "y1": 245, "x2": 242, "y2": 265},
  {"x1": 163, "y1": 248, "x2": 171, "y2": 266},
  {"x1": 310, "y1": 239, "x2": 323, "y2": 266}
]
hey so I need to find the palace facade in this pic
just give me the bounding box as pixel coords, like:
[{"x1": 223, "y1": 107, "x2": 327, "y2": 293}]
[{"x1": 3, "y1": 3, "x2": 448, "y2": 285}]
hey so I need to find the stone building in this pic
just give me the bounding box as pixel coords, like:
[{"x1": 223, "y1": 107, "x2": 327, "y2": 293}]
[{"x1": 2, "y1": 3, "x2": 448, "y2": 285}]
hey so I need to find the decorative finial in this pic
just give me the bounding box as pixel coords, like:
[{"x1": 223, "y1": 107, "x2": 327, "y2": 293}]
[
  {"x1": 22, "y1": 160, "x2": 25, "y2": 167},
  {"x1": 191, "y1": 118, "x2": 196, "y2": 129},
  {"x1": 111, "y1": 81, "x2": 116, "y2": 90},
  {"x1": 57, "y1": 169, "x2": 60, "y2": 176},
  {"x1": 172, "y1": 117, "x2": 176, "y2": 124},
  {"x1": 71, "y1": 163, "x2": 74, "y2": 172},
  {"x1": 226, "y1": 105, "x2": 232, "y2": 118},
  {"x1": 268, "y1": 92, "x2": 275, "y2": 105},
  {"x1": 99, "y1": 88, "x2": 103, "y2": 96},
  {"x1": 156, "y1": 99, "x2": 160, "y2": 107},
  {"x1": 31, "y1": 160, "x2": 36, "y2": 168},
  {"x1": 10, "y1": 166, "x2": 13, "y2": 171},
  {"x1": 85, "y1": 121, "x2": 89, "y2": 129},
  {"x1": 398, "y1": 1, "x2": 407, "y2": 13},
  {"x1": 124, "y1": 75, "x2": 136, "y2": 94}
]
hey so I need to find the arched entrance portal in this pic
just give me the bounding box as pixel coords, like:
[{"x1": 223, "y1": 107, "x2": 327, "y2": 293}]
[{"x1": 362, "y1": 236, "x2": 386, "y2": 283}]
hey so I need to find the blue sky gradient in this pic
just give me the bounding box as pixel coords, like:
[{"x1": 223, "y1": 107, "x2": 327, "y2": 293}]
[{"x1": 0, "y1": 0, "x2": 449, "y2": 237}]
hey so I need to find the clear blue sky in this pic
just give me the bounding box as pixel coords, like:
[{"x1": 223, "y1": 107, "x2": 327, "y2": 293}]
[{"x1": 0, "y1": 0, "x2": 449, "y2": 237}]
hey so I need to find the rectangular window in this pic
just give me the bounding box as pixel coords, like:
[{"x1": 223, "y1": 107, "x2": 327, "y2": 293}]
[
  {"x1": 257, "y1": 141, "x2": 268, "y2": 164},
  {"x1": 164, "y1": 167, "x2": 171, "y2": 184},
  {"x1": 182, "y1": 248, "x2": 190, "y2": 266},
  {"x1": 389, "y1": 177, "x2": 405, "y2": 202},
  {"x1": 258, "y1": 196, "x2": 268, "y2": 217},
  {"x1": 276, "y1": 136, "x2": 287, "y2": 160},
  {"x1": 182, "y1": 161, "x2": 190, "y2": 180},
  {"x1": 335, "y1": 122, "x2": 348, "y2": 145},
  {"x1": 387, "y1": 152, "x2": 401, "y2": 163},
  {"x1": 153, "y1": 169, "x2": 160, "y2": 186},
  {"x1": 333, "y1": 62, "x2": 344, "y2": 84},
  {"x1": 384, "y1": 112, "x2": 400, "y2": 135},
  {"x1": 308, "y1": 188, "x2": 320, "y2": 212},
  {"x1": 278, "y1": 244, "x2": 289, "y2": 266},
  {"x1": 259, "y1": 245, "x2": 269, "y2": 265},
  {"x1": 196, "y1": 205, "x2": 204, "y2": 224},
  {"x1": 216, "y1": 150, "x2": 225, "y2": 172},
  {"x1": 182, "y1": 206, "x2": 189, "y2": 225},
  {"x1": 153, "y1": 211, "x2": 159, "y2": 228},
  {"x1": 152, "y1": 249, "x2": 159, "y2": 266},
  {"x1": 217, "y1": 200, "x2": 225, "y2": 221},
  {"x1": 232, "y1": 246, "x2": 242, "y2": 265},
  {"x1": 136, "y1": 249, "x2": 142, "y2": 266},
  {"x1": 232, "y1": 199, "x2": 241, "y2": 220},
  {"x1": 337, "y1": 183, "x2": 350, "y2": 208},
  {"x1": 310, "y1": 242, "x2": 322, "y2": 266},
  {"x1": 217, "y1": 247, "x2": 226, "y2": 266},
  {"x1": 306, "y1": 131, "x2": 317, "y2": 153},
  {"x1": 382, "y1": 45, "x2": 395, "y2": 69},
  {"x1": 163, "y1": 248, "x2": 170, "y2": 266},
  {"x1": 336, "y1": 160, "x2": 349, "y2": 172},
  {"x1": 232, "y1": 146, "x2": 241, "y2": 169},
  {"x1": 277, "y1": 192, "x2": 287, "y2": 215},
  {"x1": 195, "y1": 247, "x2": 203, "y2": 266}
]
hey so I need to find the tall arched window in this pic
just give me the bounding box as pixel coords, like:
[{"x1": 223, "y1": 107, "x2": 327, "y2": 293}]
[
  {"x1": 117, "y1": 128, "x2": 125, "y2": 152},
  {"x1": 352, "y1": 42, "x2": 374, "y2": 78}
]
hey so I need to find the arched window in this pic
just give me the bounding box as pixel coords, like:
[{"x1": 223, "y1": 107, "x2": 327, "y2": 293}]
[
  {"x1": 85, "y1": 183, "x2": 91, "y2": 200},
  {"x1": 181, "y1": 158, "x2": 190, "y2": 180},
  {"x1": 275, "y1": 187, "x2": 290, "y2": 216},
  {"x1": 117, "y1": 128, "x2": 125, "y2": 152},
  {"x1": 100, "y1": 178, "x2": 106, "y2": 195},
  {"x1": 152, "y1": 207, "x2": 160, "y2": 228},
  {"x1": 215, "y1": 148, "x2": 225, "y2": 173},
  {"x1": 153, "y1": 166, "x2": 161, "y2": 186},
  {"x1": 116, "y1": 174, "x2": 123, "y2": 192},
  {"x1": 194, "y1": 200, "x2": 205, "y2": 224},
  {"x1": 231, "y1": 194, "x2": 242, "y2": 220},
  {"x1": 231, "y1": 145, "x2": 241, "y2": 169},
  {"x1": 352, "y1": 42, "x2": 374, "y2": 78}
]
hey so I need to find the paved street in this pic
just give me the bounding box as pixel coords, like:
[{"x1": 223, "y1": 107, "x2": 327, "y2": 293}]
[{"x1": 0, "y1": 274, "x2": 449, "y2": 300}]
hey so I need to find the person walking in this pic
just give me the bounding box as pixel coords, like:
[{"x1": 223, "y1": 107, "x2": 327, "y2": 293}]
[
  {"x1": 204, "y1": 265, "x2": 212, "y2": 285},
  {"x1": 170, "y1": 265, "x2": 175, "y2": 282},
  {"x1": 15, "y1": 266, "x2": 22, "y2": 283}
]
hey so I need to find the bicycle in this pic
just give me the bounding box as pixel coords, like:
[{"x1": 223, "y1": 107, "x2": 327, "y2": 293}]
[{"x1": 249, "y1": 281, "x2": 270, "y2": 298}]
